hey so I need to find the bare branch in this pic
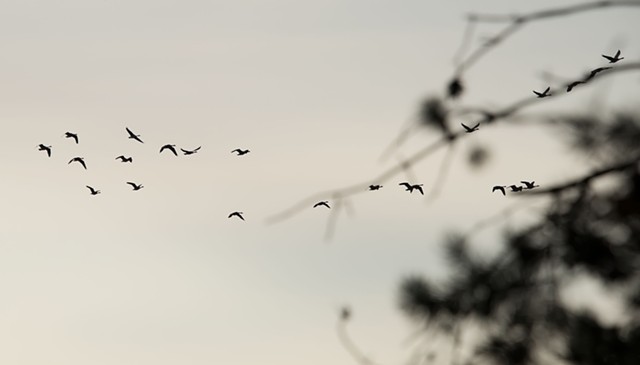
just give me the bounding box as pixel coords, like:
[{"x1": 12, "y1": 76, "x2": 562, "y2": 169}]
[
  {"x1": 267, "y1": 63, "x2": 640, "y2": 226},
  {"x1": 521, "y1": 155, "x2": 640, "y2": 196},
  {"x1": 455, "y1": 1, "x2": 640, "y2": 74}
]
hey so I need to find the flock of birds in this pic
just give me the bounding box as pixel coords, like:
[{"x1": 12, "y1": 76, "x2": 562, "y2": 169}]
[
  {"x1": 36, "y1": 50, "x2": 625, "y2": 219},
  {"x1": 37, "y1": 127, "x2": 251, "y2": 220}
]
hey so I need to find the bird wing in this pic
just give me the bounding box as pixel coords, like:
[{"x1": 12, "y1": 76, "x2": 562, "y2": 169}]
[
  {"x1": 415, "y1": 186, "x2": 424, "y2": 195},
  {"x1": 615, "y1": 50, "x2": 621, "y2": 58},
  {"x1": 399, "y1": 182, "x2": 411, "y2": 188},
  {"x1": 602, "y1": 54, "x2": 614, "y2": 62},
  {"x1": 180, "y1": 148, "x2": 189, "y2": 154},
  {"x1": 471, "y1": 123, "x2": 480, "y2": 129},
  {"x1": 533, "y1": 90, "x2": 542, "y2": 97},
  {"x1": 544, "y1": 86, "x2": 550, "y2": 94},
  {"x1": 79, "y1": 159, "x2": 87, "y2": 169},
  {"x1": 72, "y1": 134, "x2": 78, "y2": 144},
  {"x1": 231, "y1": 149, "x2": 240, "y2": 153},
  {"x1": 168, "y1": 146, "x2": 178, "y2": 155},
  {"x1": 86, "y1": 186, "x2": 94, "y2": 193},
  {"x1": 126, "y1": 182, "x2": 137, "y2": 188},
  {"x1": 460, "y1": 123, "x2": 471, "y2": 131},
  {"x1": 194, "y1": 146, "x2": 201, "y2": 152},
  {"x1": 116, "y1": 155, "x2": 123, "y2": 160},
  {"x1": 46, "y1": 148, "x2": 51, "y2": 157}
]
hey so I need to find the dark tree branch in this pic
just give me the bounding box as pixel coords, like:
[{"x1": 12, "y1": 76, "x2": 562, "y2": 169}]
[{"x1": 521, "y1": 156, "x2": 640, "y2": 196}]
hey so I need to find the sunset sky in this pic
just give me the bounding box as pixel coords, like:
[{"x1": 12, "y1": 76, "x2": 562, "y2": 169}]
[{"x1": 0, "y1": 1, "x2": 638, "y2": 364}]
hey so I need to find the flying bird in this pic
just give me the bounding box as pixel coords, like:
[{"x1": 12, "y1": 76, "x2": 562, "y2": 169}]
[
  {"x1": 126, "y1": 127, "x2": 144, "y2": 143},
  {"x1": 64, "y1": 132, "x2": 79, "y2": 144},
  {"x1": 509, "y1": 185, "x2": 524, "y2": 192},
  {"x1": 586, "y1": 67, "x2": 612, "y2": 81},
  {"x1": 159, "y1": 144, "x2": 178, "y2": 156},
  {"x1": 566, "y1": 80, "x2": 585, "y2": 92},
  {"x1": 231, "y1": 149, "x2": 250, "y2": 156},
  {"x1": 602, "y1": 50, "x2": 623, "y2": 63},
  {"x1": 37, "y1": 144, "x2": 52, "y2": 157},
  {"x1": 492, "y1": 185, "x2": 506, "y2": 196},
  {"x1": 68, "y1": 157, "x2": 87, "y2": 169},
  {"x1": 533, "y1": 87, "x2": 551, "y2": 98},
  {"x1": 115, "y1": 155, "x2": 133, "y2": 163},
  {"x1": 86, "y1": 185, "x2": 101, "y2": 195},
  {"x1": 520, "y1": 180, "x2": 539, "y2": 189},
  {"x1": 313, "y1": 201, "x2": 331, "y2": 209},
  {"x1": 228, "y1": 211, "x2": 245, "y2": 220},
  {"x1": 461, "y1": 122, "x2": 480, "y2": 133},
  {"x1": 368, "y1": 184, "x2": 383, "y2": 191},
  {"x1": 399, "y1": 182, "x2": 424, "y2": 195},
  {"x1": 181, "y1": 146, "x2": 201, "y2": 155},
  {"x1": 126, "y1": 182, "x2": 144, "y2": 191}
]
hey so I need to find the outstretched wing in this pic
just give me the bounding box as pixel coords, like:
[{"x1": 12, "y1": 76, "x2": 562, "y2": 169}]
[
  {"x1": 601, "y1": 54, "x2": 614, "y2": 62},
  {"x1": 231, "y1": 149, "x2": 241, "y2": 153},
  {"x1": 615, "y1": 49, "x2": 621, "y2": 58},
  {"x1": 533, "y1": 90, "x2": 542, "y2": 97},
  {"x1": 46, "y1": 147, "x2": 51, "y2": 157},
  {"x1": 461, "y1": 123, "x2": 471, "y2": 132},
  {"x1": 492, "y1": 186, "x2": 505, "y2": 195},
  {"x1": 86, "y1": 186, "x2": 94, "y2": 193},
  {"x1": 126, "y1": 182, "x2": 137, "y2": 188},
  {"x1": 180, "y1": 148, "x2": 189, "y2": 154},
  {"x1": 79, "y1": 159, "x2": 87, "y2": 169}
]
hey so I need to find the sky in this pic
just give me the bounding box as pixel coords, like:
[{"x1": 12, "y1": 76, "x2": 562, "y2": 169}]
[{"x1": 0, "y1": 1, "x2": 639, "y2": 364}]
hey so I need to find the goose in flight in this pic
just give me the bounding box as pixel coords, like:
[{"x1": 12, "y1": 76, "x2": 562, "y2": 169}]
[
  {"x1": 68, "y1": 157, "x2": 87, "y2": 169},
  {"x1": 520, "y1": 180, "x2": 539, "y2": 189},
  {"x1": 126, "y1": 182, "x2": 144, "y2": 191},
  {"x1": 313, "y1": 201, "x2": 330, "y2": 209},
  {"x1": 37, "y1": 144, "x2": 52, "y2": 157},
  {"x1": 461, "y1": 123, "x2": 480, "y2": 133},
  {"x1": 181, "y1": 146, "x2": 201, "y2": 155},
  {"x1": 231, "y1": 148, "x2": 250, "y2": 156},
  {"x1": 509, "y1": 185, "x2": 524, "y2": 192},
  {"x1": 586, "y1": 67, "x2": 612, "y2": 81},
  {"x1": 126, "y1": 127, "x2": 144, "y2": 143},
  {"x1": 533, "y1": 87, "x2": 551, "y2": 98},
  {"x1": 86, "y1": 185, "x2": 101, "y2": 195},
  {"x1": 64, "y1": 132, "x2": 79, "y2": 144},
  {"x1": 160, "y1": 144, "x2": 178, "y2": 156},
  {"x1": 368, "y1": 184, "x2": 383, "y2": 191},
  {"x1": 228, "y1": 211, "x2": 245, "y2": 220},
  {"x1": 115, "y1": 155, "x2": 133, "y2": 163},
  {"x1": 566, "y1": 80, "x2": 585, "y2": 92},
  {"x1": 602, "y1": 50, "x2": 623, "y2": 63},
  {"x1": 399, "y1": 182, "x2": 424, "y2": 195},
  {"x1": 492, "y1": 185, "x2": 506, "y2": 196}
]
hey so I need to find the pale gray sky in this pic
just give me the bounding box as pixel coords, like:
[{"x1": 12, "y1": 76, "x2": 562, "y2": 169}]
[{"x1": 0, "y1": 1, "x2": 638, "y2": 364}]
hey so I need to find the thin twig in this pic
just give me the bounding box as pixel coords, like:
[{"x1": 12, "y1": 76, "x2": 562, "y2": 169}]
[{"x1": 455, "y1": 1, "x2": 640, "y2": 74}]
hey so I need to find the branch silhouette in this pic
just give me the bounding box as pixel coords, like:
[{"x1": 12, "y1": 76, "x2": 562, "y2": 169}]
[
  {"x1": 267, "y1": 62, "x2": 640, "y2": 226},
  {"x1": 454, "y1": 0, "x2": 640, "y2": 74}
]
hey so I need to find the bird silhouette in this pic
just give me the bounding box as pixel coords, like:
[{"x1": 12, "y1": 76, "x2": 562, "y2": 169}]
[
  {"x1": 369, "y1": 184, "x2": 383, "y2": 191},
  {"x1": 533, "y1": 87, "x2": 551, "y2": 98},
  {"x1": 586, "y1": 67, "x2": 612, "y2": 81},
  {"x1": 231, "y1": 149, "x2": 250, "y2": 156},
  {"x1": 399, "y1": 182, "x2": 424, "y2": 195},
  {"x1": 520, "y1": 180, "x2": 539, "y2": 189},
  {"x1": 86, "y1": 185, "x2": 101, "y2": 195},
  {"x1": 126, "y1": 182, "x2": 144, "y2": 190},
  {"x1": 68, "y1": 157, "x2": 87, "y2": 169},
  {"x1": 115, "y1": 155, "x2": 133, "y2": 163},
  {"x1": 181, "y1": 146, "x2": 201, "y2": 155},
  {"x1": 126, "y1": 127, "x2": 144, "y2": 143},
  {"x1": 461, "y1": 123, "x2": 480, "y2": 133},
  {"x1": 313, "y1": 201, "x2": 330, "y2": 209},
  {"x1": 37, "y1": 144, "x2": 52, "y2": 157},
  {"x1": 602, "y1": 50, "x2": 623, "y2": 63},
  {"x1": 228, "y1": 211, "x2": 245, "y2": 220},
  {"x1": 492, "y1": 185, "x2": 506, "y2": 196},
  {"x1": 160, "y1": 144, "x2": 178, "y2": 156},
  {"x1": 509, "y1": 185, "x2": 524, "y2": 192},
  {"x1": 64, "y1": 132, "x2": 79, "y2": 144},
  {"x1": 566, "y1": 80, "x2": 585, "y2": 92}
]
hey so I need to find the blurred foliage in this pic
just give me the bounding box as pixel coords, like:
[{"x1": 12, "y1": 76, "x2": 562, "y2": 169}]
[{"x1": 399, "y1": 113, "x2": 640, "y2": 364}]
